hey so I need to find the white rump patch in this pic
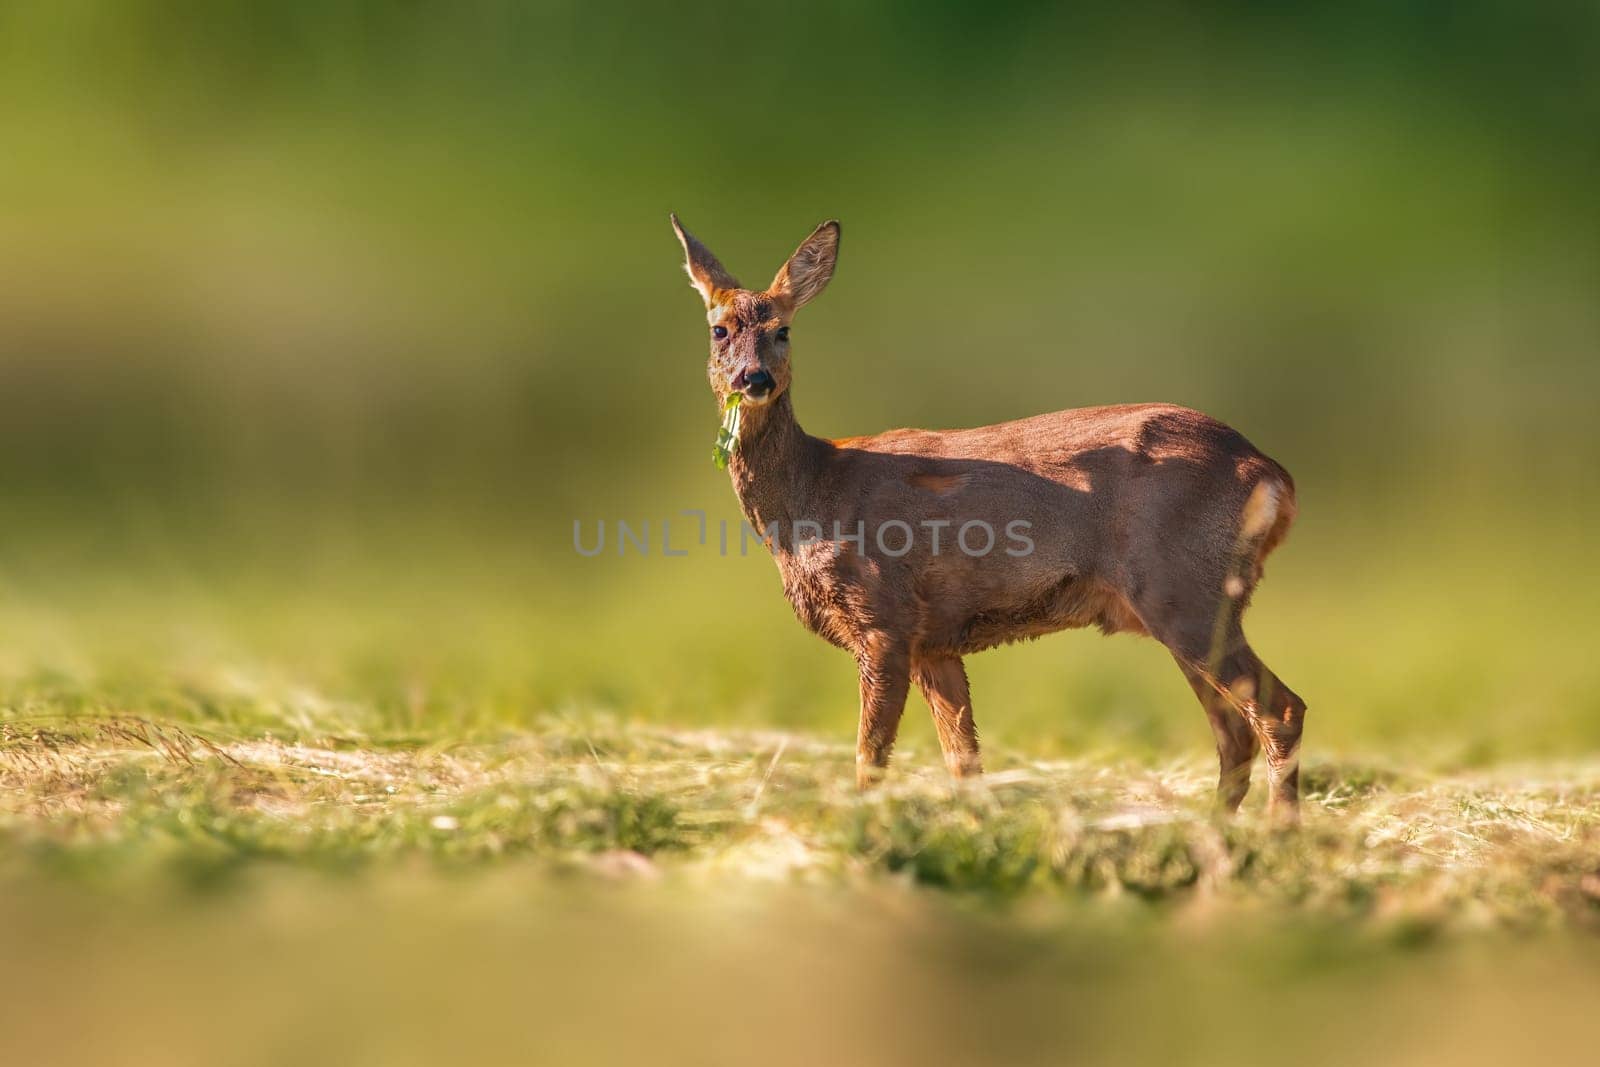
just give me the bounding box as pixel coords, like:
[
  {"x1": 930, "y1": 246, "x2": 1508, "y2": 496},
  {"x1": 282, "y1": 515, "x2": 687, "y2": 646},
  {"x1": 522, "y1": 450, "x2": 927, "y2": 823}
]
[{"x1": 1240, "y1": 480, "x2": 1280, "y2": 539}]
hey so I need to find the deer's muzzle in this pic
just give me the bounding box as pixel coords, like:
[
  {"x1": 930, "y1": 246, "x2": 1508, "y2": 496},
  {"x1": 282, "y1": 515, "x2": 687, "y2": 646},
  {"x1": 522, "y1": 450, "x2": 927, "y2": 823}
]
[{"x1": 735, "y1": 368, "x2": 774, "y2": 400}]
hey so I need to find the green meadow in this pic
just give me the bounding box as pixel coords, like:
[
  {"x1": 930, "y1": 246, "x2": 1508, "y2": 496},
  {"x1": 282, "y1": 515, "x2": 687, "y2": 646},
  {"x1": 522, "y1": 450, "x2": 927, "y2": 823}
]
[{"x1": 2, "y1": 4, "x2": 1598, "y2": 1063}]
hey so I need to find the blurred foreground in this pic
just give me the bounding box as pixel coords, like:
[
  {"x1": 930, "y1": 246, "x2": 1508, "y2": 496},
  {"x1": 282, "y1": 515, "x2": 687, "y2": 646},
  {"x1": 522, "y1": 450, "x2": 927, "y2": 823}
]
[{"x1": 5, "y1": 872, "x2": 1600, "y2": 1067}]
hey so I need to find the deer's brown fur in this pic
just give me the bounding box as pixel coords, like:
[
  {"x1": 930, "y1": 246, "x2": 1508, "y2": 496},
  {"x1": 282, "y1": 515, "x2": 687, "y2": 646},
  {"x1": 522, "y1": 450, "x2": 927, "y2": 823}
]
[{"x1": 671, "y1": 215, "x2": 1307, "y2": 822}]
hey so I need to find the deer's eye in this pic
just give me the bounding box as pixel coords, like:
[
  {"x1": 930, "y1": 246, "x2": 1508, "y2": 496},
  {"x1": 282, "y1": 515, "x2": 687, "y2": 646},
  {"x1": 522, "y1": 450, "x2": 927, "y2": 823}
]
[
  {"x1": 712, "y1": 325, "x2": 728, "y2": 340},
  {"x1": 776, "y1": 326, "x2": 790, "y2": 341}
]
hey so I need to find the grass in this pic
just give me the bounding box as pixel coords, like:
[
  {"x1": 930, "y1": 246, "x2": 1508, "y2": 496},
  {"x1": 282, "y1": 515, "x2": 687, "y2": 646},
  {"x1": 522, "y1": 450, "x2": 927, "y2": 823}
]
[
  {"x1": 6, "y1": 714, "x2": 1597, "y2": 932},
  {"x1": 6, "y1": 711, "x2": 1600, "y2": 1065}
]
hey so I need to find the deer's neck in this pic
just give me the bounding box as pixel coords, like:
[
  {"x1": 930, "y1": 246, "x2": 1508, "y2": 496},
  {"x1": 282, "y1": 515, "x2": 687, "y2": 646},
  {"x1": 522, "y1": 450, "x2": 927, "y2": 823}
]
[{"x1": 728, "y1": 391, "x2": 828, "y2": 549}]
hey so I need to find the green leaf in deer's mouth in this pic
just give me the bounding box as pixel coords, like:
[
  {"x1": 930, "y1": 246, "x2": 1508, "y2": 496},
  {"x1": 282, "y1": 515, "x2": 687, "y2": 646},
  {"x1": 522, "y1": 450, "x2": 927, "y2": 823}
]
[{"x1": 713, "y1": 392, "x2": 743, "y2": 469}]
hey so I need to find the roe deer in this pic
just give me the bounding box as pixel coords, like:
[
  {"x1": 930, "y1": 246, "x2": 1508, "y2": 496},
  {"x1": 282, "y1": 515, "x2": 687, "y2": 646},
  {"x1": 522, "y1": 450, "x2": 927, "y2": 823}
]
[{"x1": 671, "y1": 215, "x2": 1306, "y2": 822}]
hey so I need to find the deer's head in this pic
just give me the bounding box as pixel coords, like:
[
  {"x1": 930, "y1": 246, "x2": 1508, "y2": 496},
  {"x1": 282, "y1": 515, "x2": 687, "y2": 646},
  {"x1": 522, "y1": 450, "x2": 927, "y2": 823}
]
[{"x1": 671, "y1": 216, "x2": 840, "y2": 409}]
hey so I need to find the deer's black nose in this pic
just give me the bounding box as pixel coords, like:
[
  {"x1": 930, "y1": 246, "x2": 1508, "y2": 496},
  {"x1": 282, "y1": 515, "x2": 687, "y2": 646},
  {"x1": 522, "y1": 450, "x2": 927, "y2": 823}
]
[{"x1": 741, "y1": 369, "x2": 774, "y2": 397}]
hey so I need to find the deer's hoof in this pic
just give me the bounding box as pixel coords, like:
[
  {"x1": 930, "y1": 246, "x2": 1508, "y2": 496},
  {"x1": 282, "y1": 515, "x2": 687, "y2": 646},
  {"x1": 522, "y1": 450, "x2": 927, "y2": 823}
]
[
  {"x1": 855, "y1": 761, "x2": 887, "y2": 792},
  {"x1": 945, "y1": 756, "x2": 984, "y2": 780},
  {"x1": 1267, "y1": 802, "x2": 1302, "y2": 830}
]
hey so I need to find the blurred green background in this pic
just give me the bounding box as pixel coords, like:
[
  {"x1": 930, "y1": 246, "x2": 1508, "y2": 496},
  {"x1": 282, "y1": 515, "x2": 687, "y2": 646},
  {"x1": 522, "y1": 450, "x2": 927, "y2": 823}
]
[{"x1": 1, "y1": 1, "x2": 1597, "y2": 762}]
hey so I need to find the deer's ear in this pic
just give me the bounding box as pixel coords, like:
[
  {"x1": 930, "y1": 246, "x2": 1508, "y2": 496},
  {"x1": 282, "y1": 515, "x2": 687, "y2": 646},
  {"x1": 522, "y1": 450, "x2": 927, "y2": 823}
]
[
  {"x1": 769, "y1": 220, "x2": 840, "y2": 310},
  {"x1": 671, "y1": 214, "x2": 740, "y2": 307}
]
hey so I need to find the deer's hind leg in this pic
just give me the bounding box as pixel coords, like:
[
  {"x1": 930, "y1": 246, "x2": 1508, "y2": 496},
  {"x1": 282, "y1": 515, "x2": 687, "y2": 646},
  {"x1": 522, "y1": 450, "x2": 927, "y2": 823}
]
[
  {"x1": 912, "y1": 655, "x2": 983, "y2": 779},
  {"x1": 1143, "y1": 581, "x2": 1306, "y2": 823},
  {"x1": 1169, "y1": 631, "x2": 1305, "y2": 824},
  {"x1": 1174, "y1": 654, "x2": 1258, "y2": 813},
  {"x1": 1135, "y1": 526, "x2": 1306, "y2": 821}
]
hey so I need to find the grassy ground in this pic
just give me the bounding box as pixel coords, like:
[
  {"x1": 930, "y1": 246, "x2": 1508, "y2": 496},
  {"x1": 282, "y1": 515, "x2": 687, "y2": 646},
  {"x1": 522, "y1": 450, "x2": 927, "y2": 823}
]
[
  {"x1": 6, "y1": 714, "x2": 1599, "y2": 925},
  {"x1": 4, "y1": 711, "x2": 1600, "y2": 1065}
]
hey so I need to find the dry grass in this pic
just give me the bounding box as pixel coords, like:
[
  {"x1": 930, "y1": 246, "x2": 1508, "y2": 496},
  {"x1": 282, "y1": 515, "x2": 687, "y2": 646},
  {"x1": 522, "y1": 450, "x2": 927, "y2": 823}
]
[{"x1": 3, "y1": 715, "x2": 1597, "y2": 932}]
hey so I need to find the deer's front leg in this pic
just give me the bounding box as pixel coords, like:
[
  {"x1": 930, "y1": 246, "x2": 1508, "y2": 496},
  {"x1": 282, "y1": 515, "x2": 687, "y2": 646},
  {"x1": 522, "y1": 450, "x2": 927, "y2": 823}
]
[
  {"x1": 854, "y1": 633, "x2": 911, "y2": 790},
  {"x1": 912, "y1": 655, "x2": 982, "y2": 779}
]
